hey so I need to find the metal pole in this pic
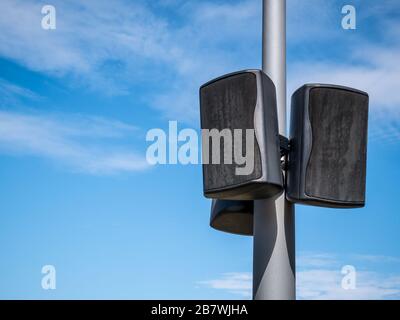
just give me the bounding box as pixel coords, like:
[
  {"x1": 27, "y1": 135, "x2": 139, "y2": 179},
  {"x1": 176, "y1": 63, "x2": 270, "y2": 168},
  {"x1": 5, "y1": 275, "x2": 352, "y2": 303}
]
[{"x1": 253, "y1": 0, "x2": 296, "y2": 300}]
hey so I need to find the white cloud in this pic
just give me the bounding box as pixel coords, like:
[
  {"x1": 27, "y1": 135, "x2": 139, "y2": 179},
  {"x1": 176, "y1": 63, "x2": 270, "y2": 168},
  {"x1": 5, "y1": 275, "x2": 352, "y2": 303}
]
[
  {"x1": 350, "y1": 254, "x2": 400, "y2": 264},
  {"x1": 288, "y1": 45, "x2": 400, "y2": 143},
  {"x1": 0, "y1": 0, "x2": 186, "y2": 94},
  {"x1": 0, "y1": 78, "x2": 41, "y2": 108},
  {"x1": 297, "y1": 253, "x2": 400, "y2": 299},
  {"x1": 198, "y1": 272, "x2": 252, "y2": 298},
  {"x1": 0, "y1": 78, "x2": 40, "y2": 101},
  {"x1": 297, "y1": 252, "x2": 340, "y2": 268},
  {"x1": 0, "y1": 110, "x2": 149, "y2": 174},
  {"x1": 297, "y1": 269, "x2": 400, "y2": 300},
  {"x1": 1, "y1": 0, "x2": 400, "y2": 129},
  {"x1": 0, "y1": 0, "x2": 260, "y2": 122},
  {"x1": 199, "y1": 253, "x2": 400, "y2": 300},
  {"x1": 288, "y1": 49, "x2": 400, "y2": 114}
]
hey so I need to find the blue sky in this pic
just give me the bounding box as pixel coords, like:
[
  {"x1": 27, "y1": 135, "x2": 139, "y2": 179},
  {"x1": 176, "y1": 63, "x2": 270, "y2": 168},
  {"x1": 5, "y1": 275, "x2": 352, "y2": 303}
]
[{"x1": 0, "y1": 0, "x2": 399, "y2": 299}]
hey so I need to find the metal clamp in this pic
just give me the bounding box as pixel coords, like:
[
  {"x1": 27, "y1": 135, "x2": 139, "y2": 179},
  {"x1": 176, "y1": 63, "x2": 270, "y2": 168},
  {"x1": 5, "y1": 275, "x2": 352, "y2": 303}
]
[{"x1": 279, "y1": 135, "x2": 290, "y2": 157}]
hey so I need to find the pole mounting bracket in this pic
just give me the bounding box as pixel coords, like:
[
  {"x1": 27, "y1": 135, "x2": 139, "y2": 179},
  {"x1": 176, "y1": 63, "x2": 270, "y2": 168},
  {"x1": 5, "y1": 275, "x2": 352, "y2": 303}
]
[{"x1": 279, "y1": 135, "x2": 290, "y2": 157}]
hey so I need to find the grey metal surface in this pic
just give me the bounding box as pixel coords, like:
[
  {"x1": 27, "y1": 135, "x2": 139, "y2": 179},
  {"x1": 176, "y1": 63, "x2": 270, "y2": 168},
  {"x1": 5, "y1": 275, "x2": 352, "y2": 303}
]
[{"x1": 253, "y1": 0, "x2": 296, "y2": 300}]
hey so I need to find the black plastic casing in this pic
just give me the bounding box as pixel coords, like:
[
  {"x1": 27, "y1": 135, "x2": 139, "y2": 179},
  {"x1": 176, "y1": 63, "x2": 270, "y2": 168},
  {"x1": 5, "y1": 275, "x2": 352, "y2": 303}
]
[
  {"x1": 287, "y1": 84, "x2": 369, "y2": 208},
  {"x1": 200, "y1": 70, "x2": 283, "y2": 200},
  {"x1": 210, "y1": 199, "x2": 253, "y2": 236}
]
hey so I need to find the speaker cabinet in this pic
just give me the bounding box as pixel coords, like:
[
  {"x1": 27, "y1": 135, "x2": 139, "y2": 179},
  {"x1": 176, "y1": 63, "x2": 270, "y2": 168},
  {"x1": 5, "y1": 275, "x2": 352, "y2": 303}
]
[
  {"x1": 210, "y1": 200, "x2": 253, "y2": 236},
  {"x1": 287, "y1": 84, "x2": 369, "y2": 208},
  {"x1": 200, "y1": 70, "x2": 283, "y2": 200}
]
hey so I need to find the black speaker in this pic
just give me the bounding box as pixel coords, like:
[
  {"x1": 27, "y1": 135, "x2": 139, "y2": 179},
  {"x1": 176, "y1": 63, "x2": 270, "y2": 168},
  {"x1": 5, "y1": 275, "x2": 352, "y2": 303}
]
[
  {"x1": 200, "y1": 70, "x2": 283, "y2": 200},
  {"x1": 287, "y1": 84, "x2": 369, "y2": 208},
  {"x1": 210, "y1": 200, "x2": 253, "y2": 236}
]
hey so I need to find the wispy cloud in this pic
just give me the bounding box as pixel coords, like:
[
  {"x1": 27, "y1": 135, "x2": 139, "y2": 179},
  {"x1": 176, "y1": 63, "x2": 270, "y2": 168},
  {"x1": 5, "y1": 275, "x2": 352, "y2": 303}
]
[
  {"x1": 297, "y1": 269, "x2": 400, "y2": 300},
  {"x1": 0, "y1": 0, "x2": 260, "y2": 123},
  {"x1": 198, "y1": 272, "x2": 252, "y2": 298},
  {"x1": 297, "y1": 252, "x2": 340, "y2": 268},
  {"x1": 0, "y1": 110, "x2": 149, "y2": 174},
  {"x1": 289, "y1": 47, "x2": 400, "y2": 113},
  {"x1": 1, "y1": 0, "x2": 400, "y2": 129},
  {"x1": 350, "y1": 254, "x2": 400, "y2": 264},
  {"x1": 288, "y1": 46, "x2": 400, "y2": 143},
  {"x1": 0, "y1": 0, "x2": 186, "y2": 94},
  {"x1": 297, "y1": 252, "x2": 400, "y2": 299},
  {"x1": 0, "y1": 78, "x2": 39, "y2": 100},
  {"x1": 297, "y1": 253, "x2": 400, "y2": 300},
  {"x1": 0, "y1": 78, "x2": 41, "y2": 107},
  {"x1": 199, "y1": 253, "x2": 400, "y2": 300}
]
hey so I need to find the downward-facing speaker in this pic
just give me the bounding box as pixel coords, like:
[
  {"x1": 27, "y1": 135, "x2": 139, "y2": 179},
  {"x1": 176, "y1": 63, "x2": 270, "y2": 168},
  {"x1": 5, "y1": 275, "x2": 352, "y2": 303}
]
[
  {"x1": 287, "y1": 84, "x2": 369, "y2": 208},
  {"x1": 200, "y1": 70, "x2": 283, "y2": 200},
  {"x1": 210, "y1": 200, "x2": 253, "y2": 236}
]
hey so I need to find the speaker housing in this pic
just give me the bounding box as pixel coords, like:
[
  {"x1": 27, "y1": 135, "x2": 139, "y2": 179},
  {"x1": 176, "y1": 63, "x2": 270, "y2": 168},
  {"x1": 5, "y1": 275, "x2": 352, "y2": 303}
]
[
  {"x1": 210, "y1": 200, "x2": 253, "y2": 236},
  {"x1": 287, "y1": 84, "x2": 369, "y2": 208},
  {"x1": 200, "y1": 70, "x2": 283, "y2": 200}
]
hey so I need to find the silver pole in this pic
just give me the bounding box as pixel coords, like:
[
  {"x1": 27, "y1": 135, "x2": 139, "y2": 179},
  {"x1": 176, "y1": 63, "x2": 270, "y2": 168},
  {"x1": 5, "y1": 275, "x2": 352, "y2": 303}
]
[{"x1": 253, "y1": 0, "x2": 296, "y2": 300}]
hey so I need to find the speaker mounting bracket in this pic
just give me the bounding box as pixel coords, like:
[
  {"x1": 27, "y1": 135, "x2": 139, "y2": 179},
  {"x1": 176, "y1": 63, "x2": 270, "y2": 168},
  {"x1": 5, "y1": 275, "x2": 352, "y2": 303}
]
[
  {"x1": 279, "y1": 135, "x2": 290, "y2": 157},
  {"x1": 279, "y1": 135, "x2": 290, "y2": 171}
]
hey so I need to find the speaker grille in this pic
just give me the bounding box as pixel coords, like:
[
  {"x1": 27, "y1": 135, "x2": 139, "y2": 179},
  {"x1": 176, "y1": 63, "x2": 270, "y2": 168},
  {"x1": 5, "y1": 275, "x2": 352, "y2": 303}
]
[
  {"x1": 200, "y1": 73, "x2": 262, "y2": 191},
  {"x1": 305, "y1": 88, "x2": 368, "y2": 202}
]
